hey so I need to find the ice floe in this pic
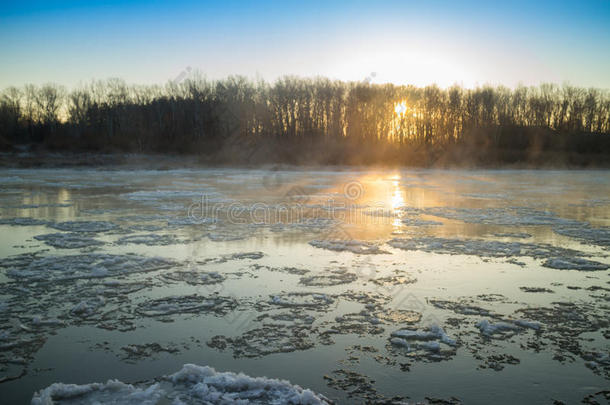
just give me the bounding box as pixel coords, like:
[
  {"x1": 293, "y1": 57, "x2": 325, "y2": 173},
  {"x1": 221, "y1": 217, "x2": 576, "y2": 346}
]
[
  {"x1": 49, "y1": 221, "x2": 118, "y2": 233},
  {"x1": 542, "y1": 257, "x2": 609, "y2": 271},
  {"x1": 387, "y1": 236, "x2": 590, "y2": 262},
  {"x1": 0, "y1": 217, "x2": 48, "y2": 226},
  {"x1": 388, "y1": 325, "x2": 457, "y2": 362},
  {"x1": 162, "y1": 270, "x2": 226, "y2": 285},
  {"x1": 299, "y1": 270, "x2": 357, "y2": 286},
  {"x1": 475, "y1": 320, "x2": 520, "y2": 337},
  {"x1": 136, "y1": 294, "x2": 236, "y2": 317},
  {"x1": 33, "y1": 233, "x2": 104, "y2": 249},
  {"x1": 116, "y1": 233, "x2": 186, "y2": 246},
  {"x1": 267, "y1": 292, "x2": 334, "y2": 310},
  {"x1": 309, "y1": 239, "x2": 387, "y2": 254},
  {"x1": 552, "y1": 223, "x2": 610, "y2": 248},
  {"x1": 1, "y1": 253, "x2": 175, "y2": 282}
]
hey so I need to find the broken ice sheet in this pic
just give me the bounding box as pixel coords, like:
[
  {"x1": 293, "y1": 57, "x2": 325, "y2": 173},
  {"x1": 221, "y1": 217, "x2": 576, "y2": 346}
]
[
  {"x1": 552, "y1": 223, "x2": 610, "y2": 248},
  {"x1": 49, "y1": 221, "x2": 118, "y2": 233},
  {"x1": 262, "y1": 292, "x2": 335, "y2": 311},
  {"x1": 387, "y1": 236, "x2": 594, "y2": 264},
  {"x1": 208, "y1": 321, "x2": 318, "y2": 358},
  {"x1": 33, "y1": 233, "x2": 104, "y2": 249},
  {"x1": 162, "y1": 269, "x2": 226, "y2": 285},
  {"x1": 309, "y1": 239, "x2": 388, "y2": 254},
  {"x1": 542, "y1": 257, "x2": 609, "y2": 271},
  {"x1": 136, "y1": 294, "x2": 237, "y2": 317},
  {"x1": 116, "y1": 233, "x2": 188, "y2": 246},
  {"x1": 299, "y1": 270, "x2": 358, "y2": 286},
  {"x1": 0, "y1": 217, "x2": 48, "y2": 226},
  {"x1": 1, "y1": 253, "x2": 176, "y2": 282}
]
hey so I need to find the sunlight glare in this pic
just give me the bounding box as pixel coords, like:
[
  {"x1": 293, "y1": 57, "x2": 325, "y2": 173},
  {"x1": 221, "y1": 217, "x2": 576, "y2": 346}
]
[{"x1": 394, "y1": 102, "x2": 407, "y2": 116}]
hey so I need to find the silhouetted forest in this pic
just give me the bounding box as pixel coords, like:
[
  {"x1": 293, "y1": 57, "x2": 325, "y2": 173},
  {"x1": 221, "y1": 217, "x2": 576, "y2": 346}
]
[{"x1": 1, "y1": 76, "x2": 609, "y2": 166}]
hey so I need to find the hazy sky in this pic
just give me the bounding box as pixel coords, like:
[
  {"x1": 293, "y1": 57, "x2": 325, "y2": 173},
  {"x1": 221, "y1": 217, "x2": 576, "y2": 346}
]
[{"x1": 1, "y1": 0, "x2": 609, "y2": 89}]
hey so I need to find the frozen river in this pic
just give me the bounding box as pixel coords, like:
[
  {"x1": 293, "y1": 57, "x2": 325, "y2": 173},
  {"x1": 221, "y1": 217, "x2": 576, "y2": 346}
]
[{"x1": 0, "y1": 167, "x2": 608, "y2": 404}]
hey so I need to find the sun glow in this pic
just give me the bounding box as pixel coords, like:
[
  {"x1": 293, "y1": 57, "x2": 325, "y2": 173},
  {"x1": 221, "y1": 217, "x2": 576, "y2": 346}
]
[{"x1": 394, "y1": 102, "x2": 407, "y2": 116}]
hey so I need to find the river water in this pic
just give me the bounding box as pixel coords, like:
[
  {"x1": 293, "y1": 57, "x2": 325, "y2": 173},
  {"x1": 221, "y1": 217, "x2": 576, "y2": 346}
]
[{"x1": 0, "y1": 168, "x2": 608, "y2": 404}]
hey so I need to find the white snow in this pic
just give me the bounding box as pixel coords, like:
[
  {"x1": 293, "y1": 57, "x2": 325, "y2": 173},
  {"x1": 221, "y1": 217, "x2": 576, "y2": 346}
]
[
  {"x1": 391, "y1": 325, "x2": 456, "y2": 348},
  {"x1": 32, "y1": 363, "x2": 330, "y2": 404}
]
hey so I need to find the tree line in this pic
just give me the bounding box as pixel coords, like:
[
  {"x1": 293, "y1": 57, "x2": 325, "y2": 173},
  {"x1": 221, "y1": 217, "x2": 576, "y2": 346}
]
[{"x1": 1, "y1": 76, "x2": 609, "y2": 165}]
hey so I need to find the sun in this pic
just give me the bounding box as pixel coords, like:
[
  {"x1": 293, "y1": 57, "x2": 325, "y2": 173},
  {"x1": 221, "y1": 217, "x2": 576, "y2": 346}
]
[{"x1": 394, "y1": 102, "x2": 407, "y2": 116}]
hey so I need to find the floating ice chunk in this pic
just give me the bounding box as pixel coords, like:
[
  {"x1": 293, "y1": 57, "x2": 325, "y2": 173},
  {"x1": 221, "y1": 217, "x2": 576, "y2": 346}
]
[
  {"x1": 31, "y1": 380, "x2": 165, "y2": 405},
  {"x1": 163, "y1": 270, "x2": 226, "y2": 286},
  {"x1": 0, "y1": 217, "x2": 48, "y2": 226},
  {"x1": 116, "y1": 233, "x2": 184, "y2": 246},
  {"x1": 50, "y1": 221, "x2": 117, "y2": 233},
  {"x1": 391, "y1": 329, "x2": 438, "y2": 340},
  {"x1": 542, "y1": 257, "x2": 609, "y2": 271},
  {"x1": 300, "y1": 272, "x2": 357, "y2": 286},
  {"x1": 267, "y1": 292, "x2": 334, "y2": 309},
  {"x1": 34, "y1": 233, "x2": 104, "y2": 249},
  {"x1": 553, "y1": 224, "x2": 610, "y2": 248},
  {"x1": 429, "y1": 325, "x2": 457, "y2": 346},
  {"x1": 390, "y1": 337, "x2": 411, "y2": 348},
  {"x1": 136, "y1": 295, "x2": 236, "y2": 317},
  {"x1": 70, "y1": 297, "x2": 105, "y2": 318},
  {"x1": 476, "y1": 320, "x2": 520, "y2": 336},
  {"x1": 513, "y1": 320, "x2": 542, "y2": 331},
  {"x1": 388, "y1": 237, "x2": 521, "y2": 257},
  {"x1": 418, "y1": 341, "x2": 441, "y2": 352},
  {"x1": 2, "y1": 253, "x2": 175, "y2": 282},
  {"x1": 391, "y1": 325, "x2": 456, "y2": 347},
  {"x1": 582, "y1": 352, "x2": 610, "y2": 365},
  {"x1": 388, "y1": 236, "x2": 586, "y2": 260},
  {"x1": 309, "y1": 239, "x2": 387, "y2": 254},
  {"x1": 230, "y1": 251, "x2": 264, "y2": 260}
]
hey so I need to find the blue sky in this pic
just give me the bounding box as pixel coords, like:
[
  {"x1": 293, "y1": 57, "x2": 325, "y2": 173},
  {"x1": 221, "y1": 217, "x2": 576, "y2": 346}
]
[{"x1": 1, "y1": 0, "x2": 609, "y2": 89}]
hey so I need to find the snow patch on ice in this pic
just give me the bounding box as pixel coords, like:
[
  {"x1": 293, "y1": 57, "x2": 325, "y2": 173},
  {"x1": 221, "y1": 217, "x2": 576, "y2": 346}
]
[{"x1": 31, "y1": 363, "x2": 331, "y2": 404}]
